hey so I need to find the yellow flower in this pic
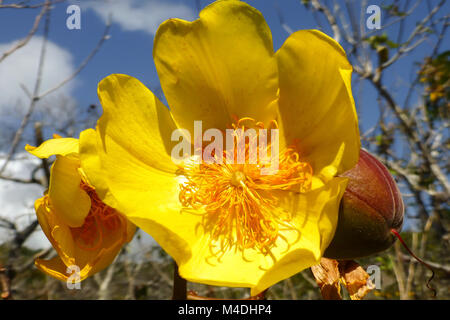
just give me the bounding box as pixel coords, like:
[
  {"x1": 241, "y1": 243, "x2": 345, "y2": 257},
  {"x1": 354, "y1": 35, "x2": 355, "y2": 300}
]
[
  {"x1": 79, "y1": 0, "x2": 360, "y2": 294},
  {"x1": 25, "y1": 134, "x2": 135, "y2": 283}
]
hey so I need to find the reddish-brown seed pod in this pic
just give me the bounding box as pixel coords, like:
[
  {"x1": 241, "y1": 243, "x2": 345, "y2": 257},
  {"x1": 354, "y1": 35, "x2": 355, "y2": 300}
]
[{"x1": 324, "y1": 149, "x2": 404, "y2": 259}]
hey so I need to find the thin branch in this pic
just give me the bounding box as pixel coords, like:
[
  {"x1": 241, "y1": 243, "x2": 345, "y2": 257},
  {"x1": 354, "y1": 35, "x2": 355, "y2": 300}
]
[
  {"x1": 37, "y1": 18, "x2": 112, "y2": 99},
  {"x1": 367, "y1": 75, "x2": 450, "y2": 195},
  {"x1": 310, "y1": 0, "x2": 341, "y2": 43},
  {"x1": 0, "y1": 7, "x2": 110, "y2": 176},
  {"x1": 0, "y1": 0, "x2": 51, "y2": 175},
  {"x1": 0, "y1": 217, "x2": 16, "y2": 231},
  {"x1": 0, "y1": 174, "x2": 40, "y2": 185},
  {"x1": 0, "y1": 264, "x2": 12, "y2": 299},
  {"x1": 405, "y1": 232, "x2": 419, "y2": 296},
  {"x1": 381, "y1": 0, "x2": 446, "y2": 69},
  {"x1": 0, "y1": 3, "x2": 49, "y2": 63},
  {"x1": 400, "y1": 253, "x2": 450, "y2": 276},
  {"x1": 34, "y1": 122, "x2": 50, "y2": 186},
  {"x1": 0, "y1": 0, "x2": 65, "y2": 9},
  {"x1": 94, "y1": 262, "x2": 117, "y2": 300},
  {"x1": 274, "y1": 0, "x2": 293, "y2": 35},
  {"x1": 9, "y1": 220, "x2": 39, "y2": 258}
]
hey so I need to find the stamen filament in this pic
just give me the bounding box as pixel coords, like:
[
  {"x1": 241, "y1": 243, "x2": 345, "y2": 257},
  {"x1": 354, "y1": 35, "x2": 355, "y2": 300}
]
[{"x1": 179, "y1": 117, "x2": 312, "y2": 255}]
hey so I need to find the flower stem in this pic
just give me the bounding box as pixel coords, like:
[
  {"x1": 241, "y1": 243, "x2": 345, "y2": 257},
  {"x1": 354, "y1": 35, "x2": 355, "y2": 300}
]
[
  {"x1": 390, "y1": 229, "x2": 436, "y2": 297},
  {"x1": 172, "y1": 261, "x2": 187, "y2": 300}
]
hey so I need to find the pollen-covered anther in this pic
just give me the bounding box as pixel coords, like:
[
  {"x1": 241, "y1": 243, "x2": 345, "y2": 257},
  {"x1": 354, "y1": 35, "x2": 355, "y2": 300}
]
[
  {"x1": 179, "y1": 118, "x2": 313, "y2": 255},
  {"x1": 69, "y1": 182, "x2": 124, "y2": 251}
]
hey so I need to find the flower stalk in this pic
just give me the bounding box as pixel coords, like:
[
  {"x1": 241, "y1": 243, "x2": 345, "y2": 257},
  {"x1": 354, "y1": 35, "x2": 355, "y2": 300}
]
[{"x1": 172, "y1": 262, "x2": 187, "y2": 300}]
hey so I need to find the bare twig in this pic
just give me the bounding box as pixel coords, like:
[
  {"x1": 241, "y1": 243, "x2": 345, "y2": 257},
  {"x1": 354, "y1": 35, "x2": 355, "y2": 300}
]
[
  {"x1": 94, "y1": 262, "x2": 117, "y2": 300},
  {"x1": 0, "y1": 0, "x2": 51, "y2": 175},
  {"x1": 0, "y1": 7, "x2": 110, "y2": 176},
  {"x1": 0, "y1": 0, "x2": 65, "y2": 9},
  {"x1": 381, "y1": 0, "x2": 446, "y2": 69},
  {"x1": 390, "y1": 248, "x2": 407, "y2": 299},
  {"x1": 0, "y1": 174, "x2": 40, "y2": 184},
  {"x1": 0, "y1": 264, "x2": 12, "y2": 299},
  {"x1": 405, "y1": 233, "x2": 419, "y2": 297},
  {"x1": 34, "y1": 122, "x2": 50, "y2": 186},
  {"x1": 0, "y1": 217, "x2": 16, "y2": 230},
  {"x1": 400, "y1": 253, "x2": 450, "y2": 276},
  {"x1": 310, "y1": 0, "x2": 341, "y2": 43},
  {"x1": 37, "y1": 18, "x2": 112, "y2": 99},
  {"x1": 9, "y1": 220, "x2": 39, "y2": 259},
  {"x1": 0, "y1": 2, "x2": 49, "y2": 63}
]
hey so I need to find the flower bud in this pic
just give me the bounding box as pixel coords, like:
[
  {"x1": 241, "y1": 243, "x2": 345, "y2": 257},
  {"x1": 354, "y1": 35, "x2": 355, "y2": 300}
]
[{"x1": 324, "y1": 149, "x2": 404, "y2": 259}]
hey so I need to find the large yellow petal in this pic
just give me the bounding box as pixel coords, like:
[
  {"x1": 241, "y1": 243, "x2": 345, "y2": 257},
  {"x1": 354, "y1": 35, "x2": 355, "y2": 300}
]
[
  {"x1": 276, "y1": 30, "x2": 360, "y2": 182},
  {"x1": 79, "y1": 129, "x2": 117, "y2": 208},
  {"x1": 79, "y1": 84, "x2": 205, "y2": 267},
  {"x1": 178, "y1": 177, "x2": 348, "y2": 294},
  {"x1": 48, "y1": 155, "x2": 91, "y2": 228},
  {"x1": 35, "y1": 257, "x2": 70, "y2": 282},
  {"x1": 25, "y1": 137, "x2": 79, "y2": 159},
  {"x1": 35, "y1": 195, "x2": 134, "y2": 281},
  {"x1": 95, "y1": 74, "x2": 178, "y2": 174},
  {"x1": 35, "y1": 197, "x2": 77, "y2": 268},
  {"x1": 153, "y1": 0, "x2": 278, "y2": 135}
]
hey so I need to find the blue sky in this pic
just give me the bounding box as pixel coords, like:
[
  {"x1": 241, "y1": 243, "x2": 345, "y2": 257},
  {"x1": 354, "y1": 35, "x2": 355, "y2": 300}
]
[{"x1": 0, "y1": 0, "x2": 448, "y2": 136}]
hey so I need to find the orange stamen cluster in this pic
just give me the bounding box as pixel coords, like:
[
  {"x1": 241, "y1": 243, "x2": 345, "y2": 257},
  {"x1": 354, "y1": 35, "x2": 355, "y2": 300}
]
[
  {"x1": 70, "y1": 182, "x2": 124, "y2": 251},
  {"x1": 179, "y1": 117, "x2": 313, "y2": 256}
]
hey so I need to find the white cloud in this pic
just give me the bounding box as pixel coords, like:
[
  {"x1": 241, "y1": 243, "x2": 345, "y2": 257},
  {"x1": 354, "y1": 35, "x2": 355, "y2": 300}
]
[
  {"x1": 84, "y1": 0, "x2": 196, "y2": 35},
  {"x1": 0, "y1": 153, "x2": 49, "y2": 249},
  {"x1": 0, "y1": 37, "x2": 76, "y2": 122}
]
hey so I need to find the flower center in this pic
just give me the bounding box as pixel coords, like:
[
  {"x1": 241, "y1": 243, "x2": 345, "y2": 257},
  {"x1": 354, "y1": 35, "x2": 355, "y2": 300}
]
[
  {"x1": 70, "y1": 182, "x2": 124, "y2": 251},
  {"x1": 179, "y1": 117, "x2": 313, "y2": 256},
  {"x1": 231, "y1": 171, "x2": 246, "y2": 187}
]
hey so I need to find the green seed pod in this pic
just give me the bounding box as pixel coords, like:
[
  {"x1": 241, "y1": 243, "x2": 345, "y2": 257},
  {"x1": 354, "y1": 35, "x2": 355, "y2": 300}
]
[{"x1": 324, "y1": 149, "x2": 404, "y2": 259}]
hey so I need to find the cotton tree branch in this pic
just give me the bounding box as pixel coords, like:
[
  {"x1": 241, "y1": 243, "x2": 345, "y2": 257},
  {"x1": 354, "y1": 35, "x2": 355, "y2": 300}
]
[
  {"x1": 94, "y1": 261, "x2": 117, "y2": 300},
  {"x1": 123, "y1": 249, "x2": 144, "y2": 300},
  {"x1": 16, "y1": 247, "x2": 54, "y2": 274},
  {"x1": 274, "y1": 0, "x2": 293, "y2": 35},
  {"x1": 37, "y1": 18, "x2": 112, "y2": 99},
  {"x1": 0, "y1": 7, "x2": 110, "y2": 176},
  {"x1": 310, "y1": 0, "x2": 341, "y2": 43},
  {"x1": 33, "y1": 122, "x2": 50, "y2": 186},
  {"x1": 0, "y1": 174, "x2": 40, "y2": 184},
  {"x1": 381, "y1": 0, "x2": 446, "y2": 69},
  {"x1": 0, "y1": 1, "x2": 51, "y2": 176},
  {"x1": 0, "y1": 2, "x2": 49, "y2": 63},
  {"x1": 0, "y1": 217, "x2": 16, "y2": 230},
  {"x1": 366, "y1": 74, "x2": 450, "y2": 195},
  {"x1": 9, "y1": 220, "x2": 39, "y2": 259},
  {"x1": 0, "y1": 264, "x2": 12, "y2": 299},
  {"x1": 390, "y1": 246, "x2": 408, "y2": 299},
  {"x1": 400, "y1": 254, "x2": 450, "y2": 276},
  {"x1": 0, "y1": 0, "x2": 64, "y2": 9},
  {"x1": 405, "y1": 233, "x2": 419, "y2": 297}
]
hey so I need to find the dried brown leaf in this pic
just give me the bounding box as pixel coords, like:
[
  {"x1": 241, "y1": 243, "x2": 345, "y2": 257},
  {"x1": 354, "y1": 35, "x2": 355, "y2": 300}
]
[
  {"x1": 339, "y1": 260, "x2": 375, "y2": 300},
  {"x1": 311, "y1": 258, "x2": 342, "y2": 300},
  {"x1": 311, "y1": 258, "x2": 375, "y2": 300}
]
